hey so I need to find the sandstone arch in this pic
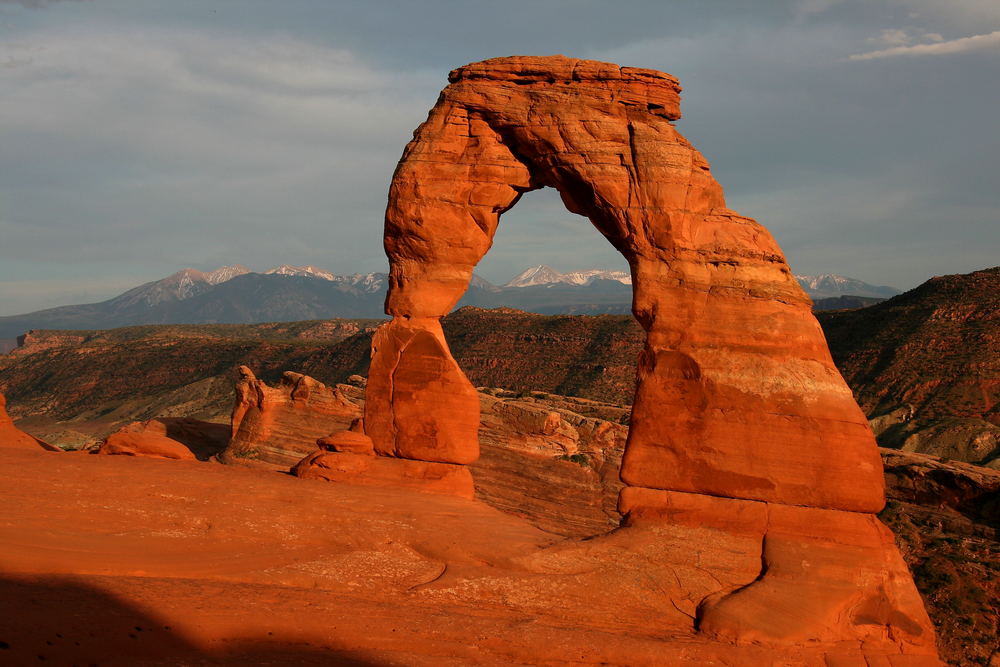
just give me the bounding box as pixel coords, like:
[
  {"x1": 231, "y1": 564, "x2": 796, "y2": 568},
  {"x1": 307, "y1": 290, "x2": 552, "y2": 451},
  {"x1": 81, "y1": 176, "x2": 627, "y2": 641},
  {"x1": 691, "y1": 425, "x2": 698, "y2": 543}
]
[
  {"x1": 362, "y1": 56, "x2": 937, "y2": 653},
  {"x1": 369, "y1": 55, "x2": 882, "y2": 511}
]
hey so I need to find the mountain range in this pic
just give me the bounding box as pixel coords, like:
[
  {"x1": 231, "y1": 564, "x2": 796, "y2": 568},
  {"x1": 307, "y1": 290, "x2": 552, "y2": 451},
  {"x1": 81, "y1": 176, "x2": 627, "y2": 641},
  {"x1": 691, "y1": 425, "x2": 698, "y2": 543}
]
[{"x1": 0, "y1": 263, "x2": 900, "y2": 343}]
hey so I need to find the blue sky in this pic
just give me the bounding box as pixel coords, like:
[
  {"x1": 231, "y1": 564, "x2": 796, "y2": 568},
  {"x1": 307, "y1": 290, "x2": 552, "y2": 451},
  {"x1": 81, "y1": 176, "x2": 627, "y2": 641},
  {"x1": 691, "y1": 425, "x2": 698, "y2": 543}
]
[{"x1": 1, "y1": 0, "x2": 998, "y2": 314}]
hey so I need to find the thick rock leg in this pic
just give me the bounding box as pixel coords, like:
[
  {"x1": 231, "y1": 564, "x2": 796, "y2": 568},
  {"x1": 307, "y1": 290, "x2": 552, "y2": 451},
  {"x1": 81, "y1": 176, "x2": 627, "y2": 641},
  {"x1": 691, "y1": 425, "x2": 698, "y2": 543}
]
[{"x1": 365, "y1": 318, "x2": 480, "y2": 465}]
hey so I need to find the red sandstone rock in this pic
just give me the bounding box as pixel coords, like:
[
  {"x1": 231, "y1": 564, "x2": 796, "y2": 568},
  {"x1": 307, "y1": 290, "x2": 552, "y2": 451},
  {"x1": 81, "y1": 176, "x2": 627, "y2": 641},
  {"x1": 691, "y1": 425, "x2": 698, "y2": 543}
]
[
  {"x1": 0, "y1": 391, "x2": 57, "y2": 451},
  {"x1": 223, "y1": 366, "x2": 360, "y2": 466},
  {"x1": 97, "y1": 431, "x2": 197, "y2": 461},
  {"x1": 619, "y1": 487, "x2": 935, "y2": 651},
  {"x1": 317, "y1": 430, "x2": 375, "y2": 455},
  {"x1": 0, "y1": 392, "x2": 950, "y2": 664},
  {"x1": 374, "y1": 54, "x2": 883, "y2": 512},
  {"x1": 112, "y1": 417, "x2": 229, "y2": 460},
  {"x1": 365, "y1": 318, "x2": 479, "y2": 464},
  {"x1": 292, "y1": 450, "x2": 474, "y2": 499},
  {"x1": 366, "y1": 55, "x2": 932, "y2": 655}
]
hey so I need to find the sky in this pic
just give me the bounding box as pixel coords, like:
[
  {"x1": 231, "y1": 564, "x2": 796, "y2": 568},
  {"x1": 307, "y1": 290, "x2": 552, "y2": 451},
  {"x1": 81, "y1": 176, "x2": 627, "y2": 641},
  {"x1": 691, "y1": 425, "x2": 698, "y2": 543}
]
[{"x1": 1, "y1": 0, "x2": 998, "y2": 315}]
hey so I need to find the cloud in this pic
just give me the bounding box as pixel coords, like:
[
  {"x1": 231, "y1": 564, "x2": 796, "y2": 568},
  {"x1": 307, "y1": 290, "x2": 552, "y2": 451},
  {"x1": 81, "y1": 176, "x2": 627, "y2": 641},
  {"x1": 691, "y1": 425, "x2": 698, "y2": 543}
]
[
  {"x1": 0, "y1": 25, "x2": 442, "y2": 312},
  {"x1": 867, "y1": 28, "x2": 943, "y2": 47},
  {"x1": 0, "y1": 2, "x2": 997, "y2": 314},
  {"x1": 0, "y1": 0, "x2": 88, "y2": 7},
  {"x1": 885, "y1": 0, "x2": 1000, "y2": 31},
  {"x1": 850, "y1": 29, "x2": 1000, "y2": 59}
]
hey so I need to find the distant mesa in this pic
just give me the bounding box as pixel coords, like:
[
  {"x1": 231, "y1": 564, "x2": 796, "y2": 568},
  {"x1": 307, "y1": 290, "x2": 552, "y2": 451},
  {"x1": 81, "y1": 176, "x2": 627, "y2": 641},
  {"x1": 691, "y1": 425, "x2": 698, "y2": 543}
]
[{"x1": 820, "y1": 266, "x2": 1000, "y2": 467}]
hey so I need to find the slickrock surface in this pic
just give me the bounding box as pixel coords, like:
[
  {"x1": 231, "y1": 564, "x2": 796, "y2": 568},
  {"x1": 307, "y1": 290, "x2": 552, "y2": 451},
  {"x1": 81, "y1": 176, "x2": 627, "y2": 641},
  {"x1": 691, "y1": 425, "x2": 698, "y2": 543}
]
[
  {"x1": 363, "y1": 55, "x2": 931, "y2": 654},
  {"x1": 223, "y1": 366, "x2": 361, "y2": 466},
  {"x1": 0, "y1": 448, "x2": 942, "y2": 666},
  {"x1": 820, "y1": 267, "x2": 1000, "y2": 467},
  {"x1": 474, "y1": 390, "x2": 627, "y2": 536},
  {"x1": 0, "y1": 346, "x2": 992, "y2": 661},
  {"x1": 0, "y1": 391, "x2": 56, "y2": 450},
  {"x1": 293, "y1": 451, "x2": 476, "y2": 499}
]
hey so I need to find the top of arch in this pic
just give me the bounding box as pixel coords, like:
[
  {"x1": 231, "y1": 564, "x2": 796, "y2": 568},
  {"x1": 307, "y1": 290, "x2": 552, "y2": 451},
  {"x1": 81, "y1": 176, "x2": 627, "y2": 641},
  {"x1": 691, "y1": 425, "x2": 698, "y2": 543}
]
[{"x1": 446, "y1": 55, "x2": 683, "y2": 121}]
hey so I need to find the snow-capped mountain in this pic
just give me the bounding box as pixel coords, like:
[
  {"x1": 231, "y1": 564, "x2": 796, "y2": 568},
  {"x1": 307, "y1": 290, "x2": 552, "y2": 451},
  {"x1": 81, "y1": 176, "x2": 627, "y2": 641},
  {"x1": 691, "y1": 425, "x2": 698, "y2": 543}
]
[
  {"x1": 0, "y1": 264, "x2": 394, "y2": 338},
  {"x1": 205, "y1": 265, "x2": 251, "y2": 285},
  {"x1": 0, "y1": 263, "x2": 903, "y2": 342},
  {"x1": 262, "y1": 266, "x2": 386, "y2": 292},
  {"x1": 331, "y1": 272, "x2": 387, "y2": 293},
  {"x1": 504, "y1": 265, "x2": 632, "y2": 288},
  {"x1": 794, "y1": 274, "x2": 900, "y2": 300},
  {"x1": 265, "y1": 264, "x2": 337, "y2": 281}
]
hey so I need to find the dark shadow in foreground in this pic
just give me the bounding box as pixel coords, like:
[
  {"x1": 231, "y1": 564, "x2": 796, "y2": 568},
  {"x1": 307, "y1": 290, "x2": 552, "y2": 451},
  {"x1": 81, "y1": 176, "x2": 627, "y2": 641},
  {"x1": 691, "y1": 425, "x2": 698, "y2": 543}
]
[{"x1": 0, "y1": 575, "x2": 378, "y2": 666}]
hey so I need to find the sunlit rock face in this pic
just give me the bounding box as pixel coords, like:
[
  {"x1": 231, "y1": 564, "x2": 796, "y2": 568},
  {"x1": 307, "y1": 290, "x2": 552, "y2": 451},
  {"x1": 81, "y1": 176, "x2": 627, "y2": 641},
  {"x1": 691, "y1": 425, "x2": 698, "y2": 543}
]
[
  {"x1": 372, "y1": 54, "x2": 879, "y2": 510},
  {"x1": 222, "y1": 366, "x2": 360, "y2": 466},
  {"x1": 364, "y1": 55, "x2": 939, "y2": 656}
]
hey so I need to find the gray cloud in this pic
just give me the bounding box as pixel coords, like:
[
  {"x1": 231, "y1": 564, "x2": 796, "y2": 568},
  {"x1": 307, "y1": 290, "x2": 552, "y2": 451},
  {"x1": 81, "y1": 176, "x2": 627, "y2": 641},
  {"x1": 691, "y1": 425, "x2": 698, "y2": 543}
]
[
  {"x1": 850, "y1": 30, "x2": 1000, "y2": 59},
  {"x1": 0, "y1": 0, "x2": 997, "y2": 315},
  {"x1": 0, "y1": 0, "x2": 88, "y2": 7}
]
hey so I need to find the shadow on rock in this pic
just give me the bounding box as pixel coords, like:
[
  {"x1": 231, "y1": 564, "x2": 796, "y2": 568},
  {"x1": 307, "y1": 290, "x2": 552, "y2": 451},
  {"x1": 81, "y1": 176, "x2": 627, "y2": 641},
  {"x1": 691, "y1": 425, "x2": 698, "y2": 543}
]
[{"x1": 0, "y1": 575, "x2": 377, "y2": 666}]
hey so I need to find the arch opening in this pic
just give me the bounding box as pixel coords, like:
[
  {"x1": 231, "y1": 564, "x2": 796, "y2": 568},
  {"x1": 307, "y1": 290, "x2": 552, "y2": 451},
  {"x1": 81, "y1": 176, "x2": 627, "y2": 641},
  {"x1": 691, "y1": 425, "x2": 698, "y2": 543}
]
[{"x1": 472, "y1": 186, "x2": 629, "y2": 292}]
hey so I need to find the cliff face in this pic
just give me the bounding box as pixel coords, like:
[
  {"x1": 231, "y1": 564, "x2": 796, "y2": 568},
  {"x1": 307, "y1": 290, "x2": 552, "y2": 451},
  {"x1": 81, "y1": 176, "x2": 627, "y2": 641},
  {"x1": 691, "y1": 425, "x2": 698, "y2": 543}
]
[{"x1": 819, "y1": 267, "x2": 1000, "y2": 467}]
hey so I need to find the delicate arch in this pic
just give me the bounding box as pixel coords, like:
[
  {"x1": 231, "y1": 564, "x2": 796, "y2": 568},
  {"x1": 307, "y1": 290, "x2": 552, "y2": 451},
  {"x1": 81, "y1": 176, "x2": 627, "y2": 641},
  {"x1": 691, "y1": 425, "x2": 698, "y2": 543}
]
[{"x1": 367, "y1": 55, "x2": 884, "y2": 513}]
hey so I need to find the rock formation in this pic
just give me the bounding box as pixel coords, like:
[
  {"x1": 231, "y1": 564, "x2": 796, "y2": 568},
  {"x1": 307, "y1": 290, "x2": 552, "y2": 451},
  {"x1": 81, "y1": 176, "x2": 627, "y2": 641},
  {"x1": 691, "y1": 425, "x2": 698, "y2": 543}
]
[
  {"x1": 316, "y1": 419, "x2": 375, "y2": 455},
  {"x1": 363, "y1": 55, "x2": 937, "y2": 657},
  {"x1": 95, "y1": 418, "x2": 229, "y2": 460},
  {"x1": 97, "y1": 431, "x2": 197, "y2": 461},
  {"x1": 222, "y1": 366, "x2": 360, "y2": 466},
  {"x1": 0, "y1": 391, "x2": 57, "y2": 451}
]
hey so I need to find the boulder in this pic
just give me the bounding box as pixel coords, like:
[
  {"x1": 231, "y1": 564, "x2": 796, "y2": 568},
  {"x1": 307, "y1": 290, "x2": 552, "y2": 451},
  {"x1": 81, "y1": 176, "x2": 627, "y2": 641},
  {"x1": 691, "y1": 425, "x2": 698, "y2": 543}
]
[
  {"x1": 365, "y1": 319, "x2": 479, "y2": 464},
  {"x1": 97, "y1": 431, "x2": 196, "y2": 461},
  {"x1": 317, "y1": 430, "x2": 375, "y2": 456},
  {"x1": 109, "y1": 417, "x2": 229, "y2": 460}
]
